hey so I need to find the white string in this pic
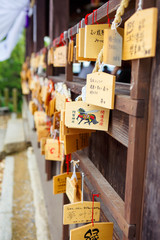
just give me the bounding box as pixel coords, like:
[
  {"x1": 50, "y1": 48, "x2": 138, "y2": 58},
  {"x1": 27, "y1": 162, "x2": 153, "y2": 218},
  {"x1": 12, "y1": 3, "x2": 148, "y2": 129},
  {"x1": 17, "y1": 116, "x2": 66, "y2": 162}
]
[
  {"x1": 111, "y1": 17, "x2": 122, "y2": 31},
  {"x1": 81, "y1": 172, "x2": 84, "y2": 202},
  {"x1": 62, "y1": 31, "x2": 67, "y2": 45},
  {"x1": 68, "y1": 29, "x2": 71, "y2": 41},
  {"x1": 53, "y1": 129, "x2": 59, "y2": 139},
  {"x1": 71, "y1": 160, "x2": 80, "y2": 181},
  {"x1": 77, "y1": 23, "x2": 79, "y2": 34},
  {"x1": 98, "y1": 61, "x2": 104, "y2": 72},
  {"x1": 50, "y1": 125, "x2": 53, "y2": 137},
  {"x1": 81, "y1": 18, "x2": 84, "y2": 28},
  {"x1": 137, "y1": 0, "x2": 142, "y2": 11}
]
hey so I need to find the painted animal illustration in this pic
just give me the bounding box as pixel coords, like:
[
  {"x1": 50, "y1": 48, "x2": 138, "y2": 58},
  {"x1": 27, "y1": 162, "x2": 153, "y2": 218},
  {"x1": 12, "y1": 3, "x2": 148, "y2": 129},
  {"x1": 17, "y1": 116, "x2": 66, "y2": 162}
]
[{"x1": 76, "y1": 108, "x2": 99, "y2": 125}]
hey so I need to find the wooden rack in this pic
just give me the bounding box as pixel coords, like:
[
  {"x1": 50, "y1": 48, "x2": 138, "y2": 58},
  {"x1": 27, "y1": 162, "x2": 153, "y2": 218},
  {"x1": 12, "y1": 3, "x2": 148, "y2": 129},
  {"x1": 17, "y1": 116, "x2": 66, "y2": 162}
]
[{"x1": 25, "y1": 0, "x2": 159, "y2": 239}]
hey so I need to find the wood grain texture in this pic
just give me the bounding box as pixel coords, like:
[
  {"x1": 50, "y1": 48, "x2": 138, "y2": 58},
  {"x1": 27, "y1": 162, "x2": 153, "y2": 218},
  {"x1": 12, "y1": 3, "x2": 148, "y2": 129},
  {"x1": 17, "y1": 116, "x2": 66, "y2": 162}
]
[
  {"x1": 66, "y1": 0, "x2": 135, "y2": 37},
  {"x1": 49, "y1": 0, "x2": 53, "y2": 40},
  {"x1": 49, "y1": 76, "x2": 130, "y2": 96},
  {"x1": 26, "y1": 16, "x2": 34, "y2": 57},
  {"x1": 82, "y1": 173, "x2": 122, "y2": 240},
  {"x1": 65, "y1": 39, "x2": 73, "y2": 82},
  {"x1": 73, "y1": 150, "x2": 136, "y2": 238},
  {"x1": 142, "y1": 0, "x2": 160, "y2": 238},
  {"x1": 108, "y1": 110, "x2": 129, "y2": 147},
  {"x1": 62, "y1": 194, "x2": 69, "y2": 240},
  {"x1": 115, "y1": 95, "x2": 145, "y2": 117},
  {"x1": 36, "y1": 0, "x2": 49, "y2": 51},
  {"x1": 89, "y1": 129, "x2": 127, "y2": 198},
  {"x1": 124, "y1": 2, "x2": 155, "y2": 240}
]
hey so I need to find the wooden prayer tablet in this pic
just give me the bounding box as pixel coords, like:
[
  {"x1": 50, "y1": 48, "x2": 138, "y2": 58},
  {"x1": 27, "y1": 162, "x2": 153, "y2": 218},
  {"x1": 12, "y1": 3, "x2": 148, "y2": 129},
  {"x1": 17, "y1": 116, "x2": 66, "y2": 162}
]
[
  {"x1": 66, "y1": 177, "x2": 82, "y2": 203},
  {"x1": 86, "y1": 72, "x2": 116, "y2": 109},
  {"x1": 60, "y1": 119, "x2": 93, "y2": 142},
  {"x1": 68, "y1": 40, "x2": 74, "y2": 63},
  {"x1": 37, "y1": 126, "x2": 50, "y2": 142},
  {"x1": 79, "y1": 28, "x2": 85, "y2": 58},
  {"x1": 45, "y1": 139, "x2": 64, "y2": 161},
  {"x1": 55, "y1": 92, "x2": 66, "y2": 111},
  {"x1": 76, "y1": 34, "x2": 96, "y2": 62},
  {"x1": 68, "y1": 40, "x2": 71, "y2": 63},
  {"x1": 103, "y1": 28, "x2": 123, "y2": 66},
  {"x1": 44, "y1": 91, "x2": 51, "y2": 107},
  {"x1": 64, "y1": 124, "x2": 94, "y2": 135},
  {"x1": 63, "y1": 201, "x2": 100, "y2": 225},
  {"x1": 29, "y1": 101, "x2": 38, "y2": 115},
  {"x1": 53, "y1": 172, "x2": 82, "y2": 194},
  {"x1": 60, "y1": 121, "x2": 64, "y2": 141},
  {"x1": 40, "y1": 137, "x2": 47, "y2": 155},
  {"x1": 53, "y1": 45, "x2": 67, "y2": 67},
  {"x1": 41, "y1": 86, "x2": 48, "y2": 102},
  {"x1": 48, "y1": 98, "x2": 56, "y2": 117},
  {"x1": 34, "y1": 111, "x2": 46, "y2": 123},
  {"x1": 84, "y1": 24, "x2": 109, "y2": 59},
  {"x1": 70, "y1": 222, "x2": 113, "y2": 240},
  {"x1": 53, "y1": 111, "x2": 61, "y2": 130},
  {"x1": 64, "y1": 133, "x2": 90, "y2": 155},
  {"x1": 65, "y1": 101, "x2": 110, "y2": 131},
  {"x1": 48, "y1": 47, "x2": 54, "y2": 65},
  {"x1": 123, "y1": 8, "x2": 158, "y2": 60}
]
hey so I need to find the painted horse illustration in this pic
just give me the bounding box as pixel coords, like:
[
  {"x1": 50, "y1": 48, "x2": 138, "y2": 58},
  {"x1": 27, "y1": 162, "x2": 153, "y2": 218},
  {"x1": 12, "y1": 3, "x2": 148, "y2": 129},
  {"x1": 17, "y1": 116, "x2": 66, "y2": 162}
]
[{"x1": 76, "y1": 108, "x2": 99, "y2": 125}]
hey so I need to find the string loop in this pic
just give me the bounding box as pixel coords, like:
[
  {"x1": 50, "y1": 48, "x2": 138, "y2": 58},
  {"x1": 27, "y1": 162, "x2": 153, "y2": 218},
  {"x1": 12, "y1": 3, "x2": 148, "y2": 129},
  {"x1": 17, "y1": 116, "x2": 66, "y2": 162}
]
[
  {"x1": 137, "y1": 0, "x2": 142, "y2": 11},
  {"x1": 71, "y1": 160, "x2": 80, "y2": 181},
  {"x1": 111, "y1": 0, "x2": 130, "y2": 30},
  {"x1": 81, "y1": 172, "x2": 84, "y2": 202},
  {"x1": 85, "y1": 13, "x2": 92, "y2": 25}
]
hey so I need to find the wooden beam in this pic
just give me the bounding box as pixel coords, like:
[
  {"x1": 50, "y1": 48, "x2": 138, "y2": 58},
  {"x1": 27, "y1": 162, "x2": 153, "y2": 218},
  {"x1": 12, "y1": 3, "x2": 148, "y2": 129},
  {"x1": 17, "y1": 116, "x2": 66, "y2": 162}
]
[
  {"x1": 49, "y1": 0, "x2": 54, "y2": 40},
  {"x1": 108, "y1": 110, "x2": 129, "y2": 147},
  {"x1": 62, "y1": 194, "x2": 69, "y2": 240},
  {"x1": 73, "y1": 150, "x2": 136, "y2": 238},
  {"x1": 65, "y1": 39, "x2": 73, "y2": 82},
  {"x1": 36, "y1": 0, "x2": 48, "y2": 51},
  {"x1": 53, "y1": 0, "x2": 69, "y2": 38},
  {"x1": 26, "y1": 16, "x2": 34, "y2": 57},
  {"x1": 67, "y1": 0, "x2": 135, "y2": 38},
  {"x1": 87, "y1": 0, "x2": 135, "y2": 25},
  {"x1": 124, "y1": 1, "x2": 154, "y2": 238},
  {"x1": 45, "y1": 160, "x2": 53, "y2": 181},
  {"x1": 142, "y1": 1, "x2": 160, "y2": 238},
  {"x1": 115, "y1": 95, "x2": 145, "y2": 117}
]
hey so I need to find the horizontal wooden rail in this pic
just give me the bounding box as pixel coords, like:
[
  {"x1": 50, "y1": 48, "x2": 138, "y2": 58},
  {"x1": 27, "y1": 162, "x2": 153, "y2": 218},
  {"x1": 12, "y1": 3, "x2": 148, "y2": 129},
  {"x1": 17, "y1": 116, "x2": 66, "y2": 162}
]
[
  {"x1": 73, "y1": 150, "x2": 136, "y2": 238},
  {"x1": 52, "y1": 0, "x2": 135, "y2": 46},
  {"x1": 108, "y1": 110, "x2": 129, "y2": 147},
  {"x1": 49, "y1": 76, "x2": 144, "y2": 117},
  {"x1": 115, "y1": 95, "x2": 145, "y2": 117}
]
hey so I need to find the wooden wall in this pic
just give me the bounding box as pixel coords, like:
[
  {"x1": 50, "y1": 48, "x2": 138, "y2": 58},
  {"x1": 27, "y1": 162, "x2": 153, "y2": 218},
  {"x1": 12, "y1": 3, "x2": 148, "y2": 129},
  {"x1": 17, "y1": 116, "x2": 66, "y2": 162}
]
[{"x1": 25, "y1": 0, "x2": 160, "y2": 239}]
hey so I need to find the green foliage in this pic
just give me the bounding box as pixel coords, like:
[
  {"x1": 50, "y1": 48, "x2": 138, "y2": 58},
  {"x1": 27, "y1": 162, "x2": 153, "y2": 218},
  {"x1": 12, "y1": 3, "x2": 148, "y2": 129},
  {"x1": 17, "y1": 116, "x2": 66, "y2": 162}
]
[{"x1": 0, "y1": 31, "x2": 25, "y2": 111}]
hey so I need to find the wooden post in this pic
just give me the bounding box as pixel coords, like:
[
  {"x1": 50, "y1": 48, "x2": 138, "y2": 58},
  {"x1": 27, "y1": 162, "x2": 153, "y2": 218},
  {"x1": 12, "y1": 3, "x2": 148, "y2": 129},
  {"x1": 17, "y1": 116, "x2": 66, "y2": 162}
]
[
  {"x1": 142, "y1": 0, "x2": 160, "y2": 238},
  {"x1": 12, "y1": 88, "x2": 18, "y2": 113},
  {"x1": 62, "y1": 193, "x2": 69, "y2": 240},
  {"x1": 124, "y1": 2, "x2": 156, "y2": 239},
  {"x1": 65, "y1": 39, "x2": 73, "y2": 82},
  {"x1": 4, "y1": 88, "x2": 9, "y2": 107},
  {"x1": 45, "y1": 160, "x2": 53, "y2": 181}
]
